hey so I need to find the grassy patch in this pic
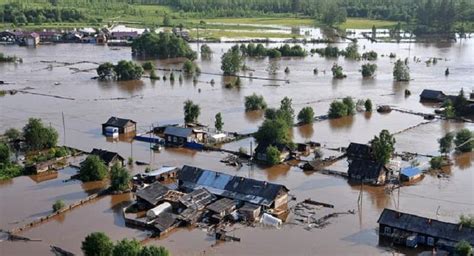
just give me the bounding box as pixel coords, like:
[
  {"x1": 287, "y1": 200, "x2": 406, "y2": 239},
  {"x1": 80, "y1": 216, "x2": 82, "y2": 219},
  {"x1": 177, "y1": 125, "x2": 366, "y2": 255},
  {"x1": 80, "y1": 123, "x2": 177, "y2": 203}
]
[
  {"x1": 191, "y1": 29, "x2": 301, "y2": 39},
  {"x1": 196, "y1": 17, "x2": 317, "y2": 27},
  {"x1": 340, "y1": 18, "x2": 397, "y2": 29}
]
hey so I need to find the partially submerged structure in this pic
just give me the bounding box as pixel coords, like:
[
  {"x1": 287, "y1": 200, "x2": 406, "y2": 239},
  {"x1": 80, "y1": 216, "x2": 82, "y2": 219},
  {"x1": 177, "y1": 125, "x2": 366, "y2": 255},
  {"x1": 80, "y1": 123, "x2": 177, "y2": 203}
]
[
  {"x1": 346, "y1": 142, "x2": 373, "y2": 160},
  {"x1": 400, "y1": 167, "x2": 423, "y2": 182},
  {"x1": 102, "y1": 117, "x2": 136, "y2": 135},
  {"x1": 178, "y1": 165, "x2": 289, "y2": 210},
  {"x1": 347, "y1": 159, "x2": 388, "y2": 185},
  {"x1": 378, "y1": 208, "x2": 474, "y2": 252},
  {"x1": 419, "y1": 89, "x2": 447, "y2": 102},
  {"x1": 89, "y1": 148, "x2": 124, "y2": 168},
  {"x1": 254, "y1": 143, "x2": 292, "y2": 164},
  {"x1": 163, "y1": 126, "x2": 206, "y2": 145}
]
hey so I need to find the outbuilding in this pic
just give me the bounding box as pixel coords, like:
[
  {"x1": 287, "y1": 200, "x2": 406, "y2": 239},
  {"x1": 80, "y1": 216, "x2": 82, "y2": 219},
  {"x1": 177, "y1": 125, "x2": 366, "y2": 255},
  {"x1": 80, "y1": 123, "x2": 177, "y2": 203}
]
[
  {"x1": 102, "y1": 116, "x2": 136, "y2": 135},
  {"x1": 400, "y1": 167, "x2": 423, "y2": 182},
  {"x1": 348, "y1": 159, "x2": 388, "y2": 185}
]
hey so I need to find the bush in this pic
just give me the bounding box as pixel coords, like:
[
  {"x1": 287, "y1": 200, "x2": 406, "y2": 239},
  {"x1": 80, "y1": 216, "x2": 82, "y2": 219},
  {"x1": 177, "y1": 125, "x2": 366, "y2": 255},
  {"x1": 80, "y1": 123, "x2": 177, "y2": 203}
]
[
  {"x1": 331, "y1": 64, "x2": 346, "y2": 79},
  {"x1": 0, "y1": 143, "x2": 9, "y2": 165},
  {"x1": 141, "y1": 61, "x2": 155, "y2": 71},
  {"x1": 0, "y1": 164, "x2": 23, "y2": 181},
  {"x1": 328, "y1": 101, "x2": 348, "y2": 118},
  {"x1": 113, "y1": 239, "x2": 141, "y2": 256},
  {"x1": 97, "y1": 61, "x2": 144, "y2": 81},
  {"x1": 132, "y1": 32, "x2": 196, "y2": 60},
  {"x1": 267, "y1": 49, "x2": 282, "y2": 58},
  {"x1": 459, "y1": 214, "x2": 474, "y2": 228},
  {"x1": 361, "y1": 63, "x2": 377, "y2": 77},
  {"x1": 393, "y1": 59, "x2": 410, "y2": 81},
  {"x1": 365, "y1": 99, "x2": 373, "y2": 112},
  {"x1": 297, "y1": 107, "x2": 315, "y2": 124},
  {"x1": 454, "y1": 128, "x2": 474, "y2": 152},
  {"x1": 454, "y1": 240, "x2": 472, "y2": 256},
  {"x1": 52, "y1": 199, "x2": 65, "y2": 212},
  {"x1": 221, "y1": 45, "x2": 243, "y2": 75},
  {"x1": 182, "y1": 59, "x2": 198, "y2": 75},
  {"x1": 4, "y1": 128, "x2": 21, "y2": 141},
  {"x1": 362, "y1": 51, "x2": 378, "y2": 61},
  {"x1": 244, "y1": 93, "x2": 267, "y2": 111},
  {"x1": 183, "y1": 100, "x2": 200, "y2": 124},
  {"x1": 79, "y1": 155, "x2": 108, "y2": 182},
  {"x1": 266, "y1": 145, "x2": 281, "y2": 165},
  {"x1": 430, "y1": 156, "x2": 443, "y2": 169}
]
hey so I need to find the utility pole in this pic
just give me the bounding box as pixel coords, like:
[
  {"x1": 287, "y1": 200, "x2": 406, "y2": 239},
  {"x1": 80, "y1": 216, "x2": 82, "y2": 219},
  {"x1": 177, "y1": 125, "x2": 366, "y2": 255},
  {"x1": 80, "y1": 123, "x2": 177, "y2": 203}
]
[
  {"x1": 196, "y1": 25, "x2": 200, "y2": 55},
  {"x1": 62, "y1": 112, "x2": 66, "y2": 146}
]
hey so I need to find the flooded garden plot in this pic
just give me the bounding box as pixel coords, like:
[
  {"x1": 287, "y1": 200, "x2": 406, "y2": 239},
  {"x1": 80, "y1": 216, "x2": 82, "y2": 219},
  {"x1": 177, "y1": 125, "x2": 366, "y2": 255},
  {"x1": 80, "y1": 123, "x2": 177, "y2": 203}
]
[{"x1": 1, "y1": 33, "x2": 473, "y2": 255}]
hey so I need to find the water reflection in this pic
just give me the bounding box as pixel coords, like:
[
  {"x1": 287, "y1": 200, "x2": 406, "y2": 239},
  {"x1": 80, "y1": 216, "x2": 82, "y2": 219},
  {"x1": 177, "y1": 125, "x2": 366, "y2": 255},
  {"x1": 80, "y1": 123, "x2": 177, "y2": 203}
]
[
  {"x1": 263, "y1": 164, "x2": 291, "y2": 181},
  {"x1": 244, "y1": 110, "x2": 264, "y2": 123},
  {"x1": 117, "y1": 80, "x2": 145, "y2": 94},
  {"x1": 454, "y1": 151, "x2": 474, "y2": 170},
  {"x1": 328, "y1": 115, "x2": 355, "y2": 129},
  {"x1": 363, "y1": 112, "x2": 372, "y2": 120},
  {"x1": 297, "y1": 124, "x2": 314, "y2": 139}
]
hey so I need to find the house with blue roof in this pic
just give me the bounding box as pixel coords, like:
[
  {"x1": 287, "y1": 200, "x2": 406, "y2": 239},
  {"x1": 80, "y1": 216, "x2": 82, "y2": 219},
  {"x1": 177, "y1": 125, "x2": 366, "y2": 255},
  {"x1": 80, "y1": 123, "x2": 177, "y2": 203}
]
[{"x1": 400, "y1": 167, "x2": 423, "y2": 182}]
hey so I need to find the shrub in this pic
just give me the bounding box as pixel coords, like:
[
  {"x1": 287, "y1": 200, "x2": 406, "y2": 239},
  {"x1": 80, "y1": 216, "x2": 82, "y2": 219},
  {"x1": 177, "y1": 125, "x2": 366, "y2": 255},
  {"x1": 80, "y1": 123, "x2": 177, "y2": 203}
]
[
  {"x1": 79, "y1": 155, "x2": 108, "y2": 182},
  {"x1": 244, "y1": 93, "x2": 267, "y2": 111},
  {"x1": 266, "y1": 145, "x2": 281, "y2": 165},
  {"x1": 52, "y1": 199, "x2": 65, "y2": 212},
  {"x1": 430, "y1": 156, "x2": 443, "y2": 169},
  {"x1": 297, "y1": 107, "x2": 315, "y2": 124}
]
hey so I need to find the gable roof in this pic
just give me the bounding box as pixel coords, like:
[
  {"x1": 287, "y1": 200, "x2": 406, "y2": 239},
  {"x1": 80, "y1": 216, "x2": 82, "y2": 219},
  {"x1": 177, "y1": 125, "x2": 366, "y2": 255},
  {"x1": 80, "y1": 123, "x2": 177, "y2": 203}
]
[
  {"x1": 348, "y1": 159, "x2": 385, "y2": 180},
  {"x1": 346, "y1": 142, "x2": 372, "y2": 160},
  {"x1": 178, "y1": 165, "x2": 289, "y2": 207},
  {"x1": 420, "y1": 89, "x2": 446, "y2": 102},
  {"x1": 179, "y1": 188, "x2": 216, "y2": 210},
  {"x1": 164, "y1": 126, "x2": 193, "y2": 138},
  {"x1": 136, "y1": 182, "x2": 170, "y2": 206},
  {"x1": 378, "y1": 208, "x2": 474, "y2": 245},
  {"x1": 400, "y1": 167, "x2": 422, "y2": 178},
  {"x1": 102, "y1": 116, "x2": 136, "y2": 128},
  {"x1": 206, "y1": 198, "x2": 236, "y2": 214},
  {"x1": 90, "y1": 148, "x2": 124, "y2": 166}
]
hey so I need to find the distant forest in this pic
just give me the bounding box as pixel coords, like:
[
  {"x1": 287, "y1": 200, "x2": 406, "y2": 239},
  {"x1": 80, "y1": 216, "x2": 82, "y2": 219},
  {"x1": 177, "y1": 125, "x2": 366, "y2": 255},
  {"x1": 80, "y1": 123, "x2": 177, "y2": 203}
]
[{"x1": 1, "y1": 0, "x2": 474, "y2": 35}]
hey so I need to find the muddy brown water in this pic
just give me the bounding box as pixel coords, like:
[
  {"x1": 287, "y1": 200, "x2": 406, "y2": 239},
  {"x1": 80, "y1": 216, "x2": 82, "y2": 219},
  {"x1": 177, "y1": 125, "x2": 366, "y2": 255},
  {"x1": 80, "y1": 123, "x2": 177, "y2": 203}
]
[{"x1": 0, "y1": 37, "x2": 473, "y2": 255}]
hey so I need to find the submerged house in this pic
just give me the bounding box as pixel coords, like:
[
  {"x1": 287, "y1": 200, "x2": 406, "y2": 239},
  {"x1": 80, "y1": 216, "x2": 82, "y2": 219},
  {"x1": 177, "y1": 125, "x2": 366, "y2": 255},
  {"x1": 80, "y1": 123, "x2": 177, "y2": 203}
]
[
  {"x1": 135, "y1": 182, "x2": 170, "y2": 208},
  {"x1": 419, "y1": 89, "x2": 447, "y2": 102},
  {"x1": 348, "y1": 159, "x2": 388, "y2": 185},
  {"x1": 378, "y1": 208, "x2": 474, "y2": 251},
  {"x1": 89, "y1": 148, "x2": 124, "y2": 168},
  {"x1": 346, "y1": 142, "x2": 373, "y2": 160},
  {"x1": 163, "y1": 126, "x2": 206, "y2": 145},
  {"x1": 254, "y1": 143, "x2": 292, "y2": 163},
  {"x1": 102, "y1": 116, "x2": 136, "y2": 135},
  {"x1": 177, "y1": 165, "x2": 290, "y2": 210},
  {"x1": 26, "y1": 32, "x2": 40, "y2": 46},
  {"x1": 400, "y1": 167, "x2": 423, "y2": 182}
]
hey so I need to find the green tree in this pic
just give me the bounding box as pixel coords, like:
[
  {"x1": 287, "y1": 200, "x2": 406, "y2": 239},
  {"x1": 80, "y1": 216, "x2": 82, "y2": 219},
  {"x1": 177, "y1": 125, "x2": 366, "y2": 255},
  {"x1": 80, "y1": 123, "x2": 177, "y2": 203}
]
[
  {"x1": 52, "y1": 199, "x2": 65, "y2": 212},
  {"x1": 23, "y1": 118, "x2": 58, "y2": 151},
  {"x1": 114, "y1": 60, "x2": 144, "y2": 81},
  {"x1": 297, "y1": 106, "x2": 315, "y2": 125},
  {"x1": 454, "y1": 240, "x2": 472, "y2": 256},
  {"x1": 139, "y1": 246, "x2": 170, "y2": 256},
  {"x1": 331, "y1": 64, "x2": 346, "y2": 79},
  {"x1": 79, "y1": 155, "x2": 108, "y2": 182},
  {"x1": 438, "y1": 132, "x2": 454, "y2": 155},
  {"x1": 183, "y1": 100, "x2": 200, "y2": 124},
  {"x1": 0, "y1": 143, "x2": 10, "y2": 165},
  {"x1": 266, "y1": 145, "x2": 281, "y2": 165},
  {"x1": 215, "y1": 112, "x2": 224, "y2": 131},
  {"x1": 221, "y1": 46, "x2": 243, "y2": 75},
  {"x1": 4, "y1": 128, "x2": 21, "y2": 141},
  {"x1": 254, "y1": 118, "x2": 291, "y2": 146},
  {"x1": 370, "y1": 130, "x2": 396, "y2": 165},
  {"x1": 364, "y1": 99, "x2": 373, "y2": 112},
  {"x1": 459, "y1": 214, "x2": 474, "y2": 228},
  {"x1": 361, "y1": 63, "x2": 377, "y2": 77},
  {"x1": 321, "y1": 1, "x2": 347, "y2": 26},
  {"x1": 163, "y1": 15, "x2": 171, "y2": 26},
  {"x1": 244, "y1": 93, "x2": 267, "y2": 111},
  {"x1": 97, "y1": 62, "x2": 116, "y2": 80},
  {"x1": 328, "y1": 101, "x2": 348, "y2": 118},
  {"x1": 182, "y1": 60, "x2": 197, "y2": 75},
  {"x1": 149, "y1": 69, "x2": 159, "y2": 80},
  {"x1": 442, "y1": 99, "x2": 456, "y2": 118},
  {"x1": 132, "y1": 32, "x2": 196, "y2": 60},
  {"x1": 343, "y1": 97, "x2": 355, "y2": 116},
  {"x1": 453, "y1": 89, "x2": 468, "y2": 116},
  {"x1": 113, "y1": 239, "x2": 141, "y2": 256},
  {"x1": 110, "y1": 163, "x2": 131, "y2": 192},
  {"x1": 81, "y1": 232, "x2": 114, "y2": 256},
  {"x1": 343, "y1": 42, "x2": 360, "y2": 59},
  {"x1": 279, "y1": 97, "x2": 295, "y2": 126},
  {"x1": 141, "y1": 61, "x2": 155, "y2": 71},
  {"x1": 393, "y1": 59, "x2": 410, "y2": 81},
  {"x1": 454, "y1": 128, "x2": 474, "y2": 152},
  {"x1": 200, "y1": 44, "x2": 212, "y2": 58}
]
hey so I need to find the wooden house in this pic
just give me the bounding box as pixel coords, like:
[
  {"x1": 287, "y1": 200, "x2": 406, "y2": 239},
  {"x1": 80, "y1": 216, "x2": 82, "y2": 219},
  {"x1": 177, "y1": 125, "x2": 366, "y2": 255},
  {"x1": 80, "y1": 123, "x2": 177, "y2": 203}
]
[
  {"x1": 238, "y1": 203, "x2": 261, "y2": 222},
  {"x1": 254, "y1": 143, "x2": 291, "y2": 163},
  {"x1": 206, "y1": 198, "x2": 237, "y2": 220},
  {"x1": 378, "y1": 208, "x2": 474, "y2": 252},
  {"x1": 102, "y1": 116, "x2": 136, "y2": 135},
  {"x1": 163, "y1": 126, "x2": 206, "y2": 145},
  {"x1": 346, "y1": 142, "x2": 373, "y2": 160},
  {"x1": 26, "y1": 32, "x2": 40, "y2": 46},
  {"x1": 135, "y1": 182, "x2": 170, "y2": 209},
  {"x1": 89, "y1": 148, "x2": 124, "y2": 168},
  {"x1": 419, "y1": 89, "x2": 447, "y2": 102},
  {"x1": 348, "y1": 159, "x2": 388, "y2": 185}
]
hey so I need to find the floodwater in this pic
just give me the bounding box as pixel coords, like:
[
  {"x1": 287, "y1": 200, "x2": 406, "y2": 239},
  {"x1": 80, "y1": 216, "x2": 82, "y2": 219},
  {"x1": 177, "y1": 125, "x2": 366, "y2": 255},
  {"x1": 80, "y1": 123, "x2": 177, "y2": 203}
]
[{"x1": 1, "y1": 34, "x2": 473, "y2": 255}]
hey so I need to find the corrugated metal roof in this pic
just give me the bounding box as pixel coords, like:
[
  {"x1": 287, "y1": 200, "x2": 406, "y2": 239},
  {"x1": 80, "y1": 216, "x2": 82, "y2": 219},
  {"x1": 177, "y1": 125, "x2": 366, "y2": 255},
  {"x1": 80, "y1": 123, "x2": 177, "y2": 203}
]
[
  {"x1": 400, "y1": 167, "x2": 422, "y2": 178},
  {"x1": 164, "y1": 126, "x2": 193, "y2": 138}
]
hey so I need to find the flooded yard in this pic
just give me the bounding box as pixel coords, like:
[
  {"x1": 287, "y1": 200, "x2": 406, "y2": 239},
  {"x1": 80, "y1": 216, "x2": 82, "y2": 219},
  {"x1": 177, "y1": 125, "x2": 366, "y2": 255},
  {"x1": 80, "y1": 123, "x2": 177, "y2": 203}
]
[{"x1": 1, "y1": 35, "x2": 473, "y2": 255}]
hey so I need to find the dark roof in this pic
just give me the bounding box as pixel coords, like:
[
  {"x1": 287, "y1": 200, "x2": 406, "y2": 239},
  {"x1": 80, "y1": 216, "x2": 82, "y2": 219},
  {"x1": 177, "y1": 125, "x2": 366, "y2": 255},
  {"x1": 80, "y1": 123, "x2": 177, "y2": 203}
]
[
  {"x1": 346, "y1": 142, "x2": 372, "y2": 160},
  {"x1": 239, "y1": 202, "x2": 261, "y2": 212},
  {"x1": 102, "y1": 116, "x2": 136, "y2": 128},
  {"x1": 136, "y1": 182, "x2": 170, "y2": 206},
  {"x1": 179, "y1": 188, "x2": 216, "y2": 210},
  {"x1": 153, "y1": 212, "x2": 177, "y2": 232},
  {"x1": 348, "y1": 159, "x2": 386, "y2": 180},
  {"x1": 206, "y1": 198, "x2": 236, "y2": 214},
  {"x1": 178, "y1": 165, "x2": 289, "y2": 207},
  {"x1": 254, "y1": 143, "x2": 290, "y2": 154},
  {"x1": 90, "y1": 148, "x2": 124, "y2": 165},
  {"x1": 378, "y1": 208, "x2": 474, "y2": 245},
  {"x1": 164, "y1": 126, "x2": 193, "y2": 138},
  {"x1": 420, "y1": 89, "x2": 446, "y2": 102}
]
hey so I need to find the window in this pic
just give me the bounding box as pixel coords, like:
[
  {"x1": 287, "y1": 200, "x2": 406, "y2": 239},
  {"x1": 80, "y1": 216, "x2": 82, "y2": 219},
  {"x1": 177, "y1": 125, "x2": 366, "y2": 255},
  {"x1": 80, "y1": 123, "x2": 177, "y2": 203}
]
[
  {"x1": 427, "y1": 237, "x2": 434, "y2": 246},
  {"x1": 384, "y1": 227, "x2": 391, "y2": 234}
]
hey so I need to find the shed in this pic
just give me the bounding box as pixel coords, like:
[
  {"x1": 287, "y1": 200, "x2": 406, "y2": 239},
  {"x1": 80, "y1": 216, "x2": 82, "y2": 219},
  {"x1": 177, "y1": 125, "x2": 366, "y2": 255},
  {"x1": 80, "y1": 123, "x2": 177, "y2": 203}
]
[
  {"x1": 102, "y1": 117, "x2": 136, "y2": 135},
  {"x1": 147, "y1": 202, "x2": 172, "y2": 219},
  {"x1": 238, "y1": 203, "x2": 261, "y2": 222},
  {"x1": 206, "y1": 198, "x2": 237, "y2": 218},
  {"x1": 420, "y1": 89, "x2": 447, "y2": 102},
  {"x1": 348, "y1": 159, "x2": 388, "y2": 185},
  {"x1": 164, "y1": 126, "x2": 193, "y2": 145},
  {"x1": 89, "y1": 148, "x2": 124, "y2": 167},
  {"x1": 26, "y1": 32, "x2": 40, "y2": 46},
  {"x1": 400, "y1": 167, "x2": 423, "y2": 182}
]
